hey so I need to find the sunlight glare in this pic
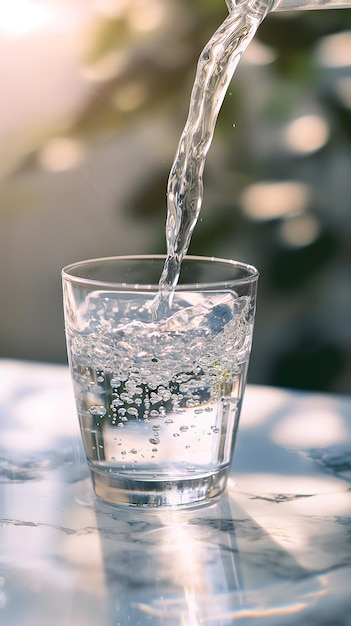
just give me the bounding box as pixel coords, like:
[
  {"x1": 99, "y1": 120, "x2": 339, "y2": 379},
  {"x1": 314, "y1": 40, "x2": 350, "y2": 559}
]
[
  {"x1": 272, "y1": 407, "x2": 347, "y2": 448},
  {"x1": 0, "y1": 0, "x2": 52, "y2": 37},
  {"x1": 240, "y1": 386, "x2": 291, "y2": 428}
]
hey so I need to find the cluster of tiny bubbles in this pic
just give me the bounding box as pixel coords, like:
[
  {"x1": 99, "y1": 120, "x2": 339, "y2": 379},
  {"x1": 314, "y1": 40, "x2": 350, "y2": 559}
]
[{"x1": 69, "y1": 292, "x2": 253, "y2": 466}]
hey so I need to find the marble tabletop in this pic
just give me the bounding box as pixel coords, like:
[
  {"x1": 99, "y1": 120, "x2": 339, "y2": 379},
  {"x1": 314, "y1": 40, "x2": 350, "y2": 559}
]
[{"x1": 0, "y1": 359, "x2": 350, "y2": 625}]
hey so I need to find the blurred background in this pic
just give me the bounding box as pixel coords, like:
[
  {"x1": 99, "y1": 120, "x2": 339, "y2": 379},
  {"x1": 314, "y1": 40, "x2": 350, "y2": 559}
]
[{"x1": 0, "y1": 0, "x2": 350, "y2": 394}]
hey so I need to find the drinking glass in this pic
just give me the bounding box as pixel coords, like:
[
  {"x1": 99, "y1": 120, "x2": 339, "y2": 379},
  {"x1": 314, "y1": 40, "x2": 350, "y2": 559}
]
[{"x1": 62, "y1": 255, "x2": 258, "y2": 507}]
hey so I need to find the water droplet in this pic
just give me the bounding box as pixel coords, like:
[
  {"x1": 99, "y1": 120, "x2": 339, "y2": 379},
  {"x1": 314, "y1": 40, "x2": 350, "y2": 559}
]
[
  {"x1": 117, "y1": 423, "x2": 124, "y2": 428},
  {"x1": 97, "y1": 375, "x2": 104, "y2": 383},
  {"x1": 121, "y1": 451, "x2": 126, "y2": 456},
  {"x1": 152, "y1": 424, "x2": 161, "y2": 431},
  {"x1": 165, "y1": 418, "x2": 174, "y2": 425},
  {"x1": 211, "y1": 426, "x2": 220, "y2": 433},
  {"x1": 179, "y1": 425, "x2": 188, "y2": 432},
  {"x1": 111, "y1": 456, "x2": 116, "y2": 461},
  {"x1": 152, "y1": 447, "x2": 158, "y2": 453},
  {"x1": 173, "y1": 433, "x2": 180, "y2": 438},
  {"x1": 130, "y1": 448, "x2": 138, "y2": 454}
]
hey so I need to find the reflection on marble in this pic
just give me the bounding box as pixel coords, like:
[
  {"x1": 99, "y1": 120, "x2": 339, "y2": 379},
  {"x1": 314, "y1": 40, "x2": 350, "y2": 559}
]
[{"x1": 0, "y1": 360, "x2": 351, "y2": 625}]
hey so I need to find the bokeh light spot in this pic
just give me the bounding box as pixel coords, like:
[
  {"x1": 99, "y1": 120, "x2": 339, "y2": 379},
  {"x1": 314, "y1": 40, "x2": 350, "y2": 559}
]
[
  {"x1": 38, "y1": 137, "x2": 84, "y2": 172},
  {"x1": 334, "y1": 77, "x2": 351, "y2": 110},
  {"x1": 243, "y1": 39, "x2": 277, "y2": 65},
  {"x1": 284, "y1": 115, "x2": 329, "y2": 154},
  {"x1": 315, "y1": 31, "x2": 351, "y2": 68},
  {"x1": 279, "y1": 213, "x2": 321, "y2": 248},
  {"x1": 112, "y1": 81, "x2": 147, "y2": 112},
  {"x1": 127, "y1": 0, "x2": 166, "y2": 33},
  {"x1": 94, "y1": 0, "x2": 128, "y2": 19},
  {"x1": 240, "y1": 181, "x2": 311, "y2": 221},
  {"x1": 83, "y1": 50, "x2": 128, "y2": 82}
]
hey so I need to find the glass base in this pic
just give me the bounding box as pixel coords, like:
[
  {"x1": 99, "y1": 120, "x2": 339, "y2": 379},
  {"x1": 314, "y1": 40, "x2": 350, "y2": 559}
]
[{"x1": 90, "y1": 467, "x2": 229, "y2": 508}]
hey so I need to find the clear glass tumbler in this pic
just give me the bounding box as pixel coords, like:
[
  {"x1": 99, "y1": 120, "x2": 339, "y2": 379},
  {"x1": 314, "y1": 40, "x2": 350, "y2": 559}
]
[{"x1": 62, "y1": 255, "x2": 259, "y2": 508}]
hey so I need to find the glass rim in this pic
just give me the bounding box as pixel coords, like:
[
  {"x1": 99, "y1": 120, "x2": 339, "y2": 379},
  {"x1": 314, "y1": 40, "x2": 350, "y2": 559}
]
[{"x1": 62, "y1": 254, "x2": 259, "y2": 290}]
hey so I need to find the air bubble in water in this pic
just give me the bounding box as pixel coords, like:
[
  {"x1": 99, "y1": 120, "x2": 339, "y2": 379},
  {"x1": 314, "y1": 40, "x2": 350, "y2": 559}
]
[
  {"x1": 89, "y1": 405, "x2": 107, "y2": 417},
  {"x1": 149, "y1": 437, "x2": 160, "y2": 445},
  {"x1": 111, "y1": 399, "x2": 123, "y2": 408},
  {"x1": 127, "y1": 407, "x2": 138, "y2": 417}
]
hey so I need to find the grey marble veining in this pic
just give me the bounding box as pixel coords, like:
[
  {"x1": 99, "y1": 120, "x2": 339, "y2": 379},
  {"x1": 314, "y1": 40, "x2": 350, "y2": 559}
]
[{"x1": 0, "y1": 360, "x2": 350, "y2": 625}]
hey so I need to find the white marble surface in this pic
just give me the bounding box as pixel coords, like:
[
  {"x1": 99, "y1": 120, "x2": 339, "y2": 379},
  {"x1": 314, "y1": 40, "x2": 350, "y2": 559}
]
[{"x1": 0, "y1": 359, "x2": 350, "y2": 625}]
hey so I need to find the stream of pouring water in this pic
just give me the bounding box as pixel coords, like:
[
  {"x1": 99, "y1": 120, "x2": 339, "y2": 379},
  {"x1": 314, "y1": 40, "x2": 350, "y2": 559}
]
[{"x1": 152, "y1": 0, "x2": 271, "y2": 320}]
